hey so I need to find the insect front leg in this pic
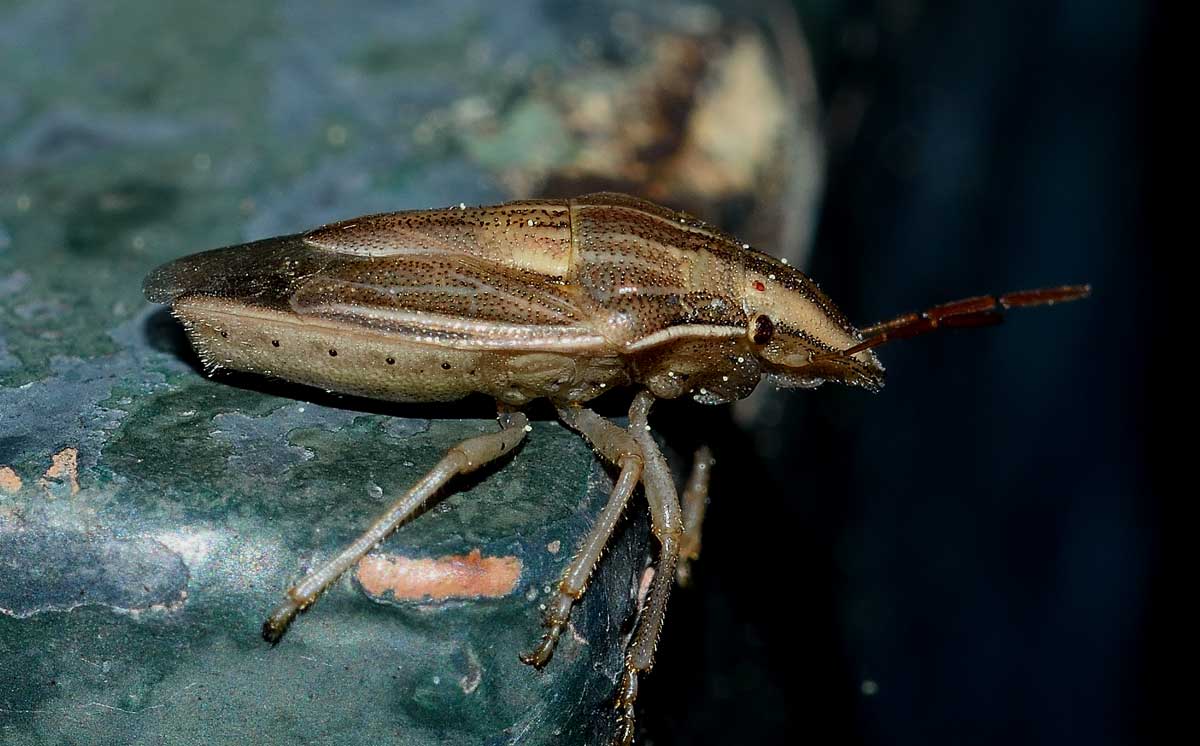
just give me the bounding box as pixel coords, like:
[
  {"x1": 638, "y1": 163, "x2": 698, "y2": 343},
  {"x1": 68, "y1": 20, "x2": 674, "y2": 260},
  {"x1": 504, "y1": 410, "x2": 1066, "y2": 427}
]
[
  {"x1": 675, "y1": 445, "x2": 714, "y2": 587},
  {"x1": 263, "y1": 407, "x2": 530, "y2": 644},
  {"x1": 520, "y1": 404, "x2": 645, "y2": 669}
]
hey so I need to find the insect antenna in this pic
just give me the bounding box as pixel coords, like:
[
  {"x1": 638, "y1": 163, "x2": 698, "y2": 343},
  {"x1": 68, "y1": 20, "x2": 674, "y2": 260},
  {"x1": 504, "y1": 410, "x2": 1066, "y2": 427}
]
[{"x1": 821, "y1": 284, "x2": 1091, "y2": 360}]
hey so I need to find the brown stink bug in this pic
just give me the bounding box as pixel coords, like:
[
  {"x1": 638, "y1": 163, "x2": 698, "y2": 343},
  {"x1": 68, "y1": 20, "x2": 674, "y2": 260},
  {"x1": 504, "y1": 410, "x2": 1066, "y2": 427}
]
[{"x1": 143, "y1": 192, "x2": 1088, "y2": 744}]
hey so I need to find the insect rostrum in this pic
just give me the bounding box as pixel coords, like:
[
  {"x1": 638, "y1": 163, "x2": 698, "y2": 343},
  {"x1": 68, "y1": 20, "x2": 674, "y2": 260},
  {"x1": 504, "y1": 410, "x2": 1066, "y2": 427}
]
[{"x1": 144, "y1": 192, "x2": 1087, "y2": 745}]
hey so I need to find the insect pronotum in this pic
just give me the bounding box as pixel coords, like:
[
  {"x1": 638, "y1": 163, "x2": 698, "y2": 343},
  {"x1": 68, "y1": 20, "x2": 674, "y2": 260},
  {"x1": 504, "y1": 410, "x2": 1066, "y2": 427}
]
[{"x1": 143, "y1": 192, "x2": 1088, "y2": 744}]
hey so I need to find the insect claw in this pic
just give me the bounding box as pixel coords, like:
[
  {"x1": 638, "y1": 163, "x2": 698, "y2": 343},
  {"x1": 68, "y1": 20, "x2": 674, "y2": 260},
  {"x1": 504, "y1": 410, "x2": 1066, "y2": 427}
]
[
  {"x1": 262, "y1": 599, "x2": 301, "y2": 646},
  {"x1": 615, "y1": 717, "x2": 636, "y2": 746},
  {"x1": 519, "y1": 623, "x2": 564, "y2": 669},
  {"x1": 518, "y1": 649, "x2": 545, "y2": 669},
  {"x1": 261, "y1": 620, "x2": 284, "y2": 646}
]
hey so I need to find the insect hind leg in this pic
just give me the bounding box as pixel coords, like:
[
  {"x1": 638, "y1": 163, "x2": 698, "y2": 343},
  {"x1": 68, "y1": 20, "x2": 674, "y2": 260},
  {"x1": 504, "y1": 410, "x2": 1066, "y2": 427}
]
[{"x1": 263, "y1": 408, "x2": 530, "y2": 645}]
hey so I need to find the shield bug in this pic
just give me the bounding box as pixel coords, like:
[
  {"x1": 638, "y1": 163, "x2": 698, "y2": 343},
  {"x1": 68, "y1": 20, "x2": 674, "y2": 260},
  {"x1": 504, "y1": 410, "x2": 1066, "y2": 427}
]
[{"x1": 143, "y1": 192, "x2": 1088, "y2": 744}]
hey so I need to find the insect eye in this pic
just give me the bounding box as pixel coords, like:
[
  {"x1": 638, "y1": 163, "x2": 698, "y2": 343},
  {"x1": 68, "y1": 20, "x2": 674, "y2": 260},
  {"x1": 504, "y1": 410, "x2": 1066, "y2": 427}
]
[{"x1": 750, "y1": 314, "x2": 774, "y2": 345}]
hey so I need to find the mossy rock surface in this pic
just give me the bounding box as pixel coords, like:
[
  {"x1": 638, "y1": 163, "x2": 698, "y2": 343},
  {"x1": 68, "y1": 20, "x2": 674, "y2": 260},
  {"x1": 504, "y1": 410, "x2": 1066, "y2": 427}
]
[{"x1": 2, "y1": 372, "x2": 645, "y2": 744}]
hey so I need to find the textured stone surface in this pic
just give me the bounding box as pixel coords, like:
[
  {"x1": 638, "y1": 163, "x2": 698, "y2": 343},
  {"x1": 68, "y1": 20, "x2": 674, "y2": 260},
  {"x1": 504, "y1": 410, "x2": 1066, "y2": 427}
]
[
  {"x1": 1, "y1": 386, "x2": 647, "y2": 744},
  {"x1": 0, "y1": 1, "x2": 818, "y2": 743}
]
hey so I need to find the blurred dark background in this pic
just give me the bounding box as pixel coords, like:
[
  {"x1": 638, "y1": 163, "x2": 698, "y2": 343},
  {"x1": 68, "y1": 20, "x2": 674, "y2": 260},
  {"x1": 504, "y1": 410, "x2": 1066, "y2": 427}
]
[{"x1": 646, "y1": 1, "x2": 1157, "y2": 745}]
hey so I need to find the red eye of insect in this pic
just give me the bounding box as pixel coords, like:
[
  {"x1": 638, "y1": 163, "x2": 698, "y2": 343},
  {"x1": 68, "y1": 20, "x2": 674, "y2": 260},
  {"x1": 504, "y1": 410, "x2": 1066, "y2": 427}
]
[{"x1": 753, "y1": 280, "x2": 765, "y2": 292}]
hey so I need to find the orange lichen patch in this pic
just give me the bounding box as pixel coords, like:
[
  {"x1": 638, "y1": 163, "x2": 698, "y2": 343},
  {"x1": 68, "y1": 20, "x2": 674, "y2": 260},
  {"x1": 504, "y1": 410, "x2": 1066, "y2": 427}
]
[
  {"x1": 38, "y1": 448, "x2": 79, "y2": 497},
  {"x1": 355, "y1": 548, "x2": 522, "y2": 601},
  {"x1": 0, "y1": 466, "x2": 21, "y2": 494}
]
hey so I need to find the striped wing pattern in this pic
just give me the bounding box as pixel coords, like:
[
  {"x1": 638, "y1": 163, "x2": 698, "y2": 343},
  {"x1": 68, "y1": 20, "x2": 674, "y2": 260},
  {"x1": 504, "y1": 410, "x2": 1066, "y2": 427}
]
[{"x1": 290, "y1": 250, "x2": 609, "y2": 352}]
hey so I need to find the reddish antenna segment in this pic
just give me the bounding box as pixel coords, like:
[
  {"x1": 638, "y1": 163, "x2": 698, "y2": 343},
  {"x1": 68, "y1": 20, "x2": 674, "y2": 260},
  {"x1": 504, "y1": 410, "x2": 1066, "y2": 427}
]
[{"x1": 829, "y1": 284, "x2": 1091, "y2": 359}]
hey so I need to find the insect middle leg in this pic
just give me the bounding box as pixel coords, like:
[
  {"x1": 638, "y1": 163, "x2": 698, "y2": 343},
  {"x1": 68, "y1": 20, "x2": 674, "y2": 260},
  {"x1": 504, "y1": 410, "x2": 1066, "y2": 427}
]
[
  {"x1": 263, "y1": 407, "x2": 530, "y2": 644},
  {"x1": 520, "y1": 403, "x2": 645, "y2": 669},
  {"x1": 612, "y1": 391, "x2": 684, "y2": 745}
]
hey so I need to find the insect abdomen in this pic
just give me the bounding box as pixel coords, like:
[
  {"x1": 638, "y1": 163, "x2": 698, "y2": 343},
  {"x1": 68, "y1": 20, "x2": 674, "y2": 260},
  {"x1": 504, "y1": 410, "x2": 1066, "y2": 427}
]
[{"x1": 172, "y1": 296, "x2": 627, "y2": 405}]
